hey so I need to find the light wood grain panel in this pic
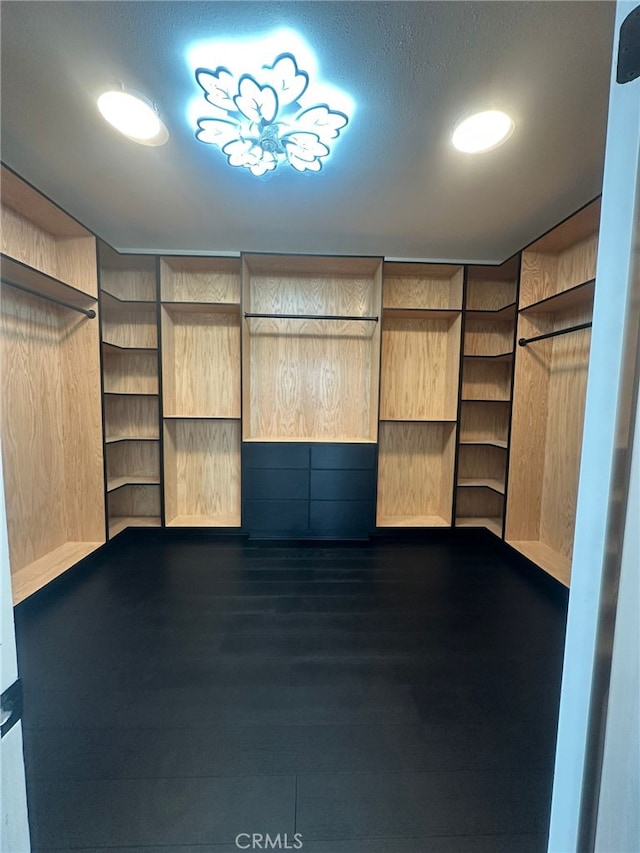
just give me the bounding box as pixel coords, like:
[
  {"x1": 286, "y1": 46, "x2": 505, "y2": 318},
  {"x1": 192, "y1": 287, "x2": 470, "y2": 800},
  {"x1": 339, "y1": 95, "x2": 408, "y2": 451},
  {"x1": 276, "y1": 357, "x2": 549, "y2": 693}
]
[
  {"x1": 383, "y1": 270, "x2": 463, "y2": 310},
  {"x1": 60, "y1": 310, "x2": 105, "y2": 544},
  {"x1": 456, "y1": 516, "x2": 502, "y2": 537},
  {"x1": 246, "y1": 318, "x2": 375, "y2": 441},
  {"x1": 466, "y1": 279, "x2": 516, "y2": 310},
  {"x1": 104, "y1": 395, "x2": 159, "y2": 440},
  {"x1": 463, "y1": 317, "x2": 513, "y2": 356},
  {"x1": 249, "y1": 274, "x2": 375, "y2": 316},
  {"x1": 11, "y1": 542, "x2": 103, "y2": 605},
  {"x1": 539, "y1": 306, "x2": 592, "y2": 559},
  {"x1": 108, "y1": 484, "x2": 161, "y2": 517},
  {"x1": 507, "y1": 540, "x2": 571, "y2": 586},
  {"x1": 162, "y1": 309, "x2": 240, "y2": 418},
  {"x1": 459, "y1": 401, "x2": 510, "y2": 443},
  {"x1": 1, "y1": 165, "x2": 90, "y2": 237},
  {"x1": 461, "y1": 359, "x2": 511, "y2": 400},
  {"x1": 106, "y1": 441, "x2": 160, "y2": 480},
  {"x1": 245, "y1": 254, "x2": 381, "y2": 277},
  {"x1": 377, "y1": 422, "x2": 456, "y2": 524},
  {"x1": 456, "y1": 487, "x2": 504, "y2": 519},
  {"x1": 109, "y1": 516, "x2": 161, "y2": 538},
  {"x1": 1, "y1": 206, "x2": 97, "y2": 295},
  {"x1": 458, "y1": 444, "x2": 506, "y2": 484},
  {"x1": 526, "y1": 199, "x2": 600, "y2": 254},
  {"x1": 520, "y1": 235, "x2": 598, "y2": 308},
  {"x1": 100, "y1": 269, "x2": 156, "y2": 302},
  {"x1": 102, "y1": 301, "x2": 157, "y2": 349},
  {"x1": 380, "y1": 316, "x2": 460, "y2": 420},
  {"x1": 0, "y1": 288, "x2": 68, "y2": 570},
  {"x1": 163, "y1": 419, "x2": 241, "y2": 525},
  {"x1": 103, "y1": 350, "x2": 158, "y2": 394},
  {"x1": 160, "y1": 258, "x2": 240, "y2": 303}
]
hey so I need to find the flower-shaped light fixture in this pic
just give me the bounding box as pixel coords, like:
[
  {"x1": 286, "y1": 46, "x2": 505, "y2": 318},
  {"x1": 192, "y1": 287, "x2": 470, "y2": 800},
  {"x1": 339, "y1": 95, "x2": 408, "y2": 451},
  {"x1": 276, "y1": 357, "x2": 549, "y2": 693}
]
[{"x1": 191, "y1": 39, "x2": 351, "y2": 176}]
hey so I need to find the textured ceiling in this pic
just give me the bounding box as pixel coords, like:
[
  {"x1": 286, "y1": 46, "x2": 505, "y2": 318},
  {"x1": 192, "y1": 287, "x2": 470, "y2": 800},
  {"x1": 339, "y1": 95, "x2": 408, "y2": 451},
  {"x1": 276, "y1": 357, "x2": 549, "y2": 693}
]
[{"x1": 0, "y1": 1, "x2": 615, "y2": 261}]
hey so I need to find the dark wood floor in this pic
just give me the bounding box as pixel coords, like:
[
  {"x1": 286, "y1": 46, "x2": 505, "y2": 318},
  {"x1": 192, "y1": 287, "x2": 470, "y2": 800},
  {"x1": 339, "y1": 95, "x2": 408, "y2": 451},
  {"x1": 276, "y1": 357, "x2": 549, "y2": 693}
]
[{"x1": 15, "y1": 530, "x2": 567, "y2": 852}]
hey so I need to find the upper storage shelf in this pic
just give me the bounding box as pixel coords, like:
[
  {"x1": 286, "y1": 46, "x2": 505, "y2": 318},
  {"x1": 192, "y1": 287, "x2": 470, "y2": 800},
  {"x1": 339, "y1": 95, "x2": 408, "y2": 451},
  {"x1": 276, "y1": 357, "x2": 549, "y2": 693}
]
[
  {"x1": 1, "y1": 165, "x2": 98, "y2": 304},
  {"x1": 160, "y1": 256, "x2": 241, "y2": 305},
  {"x1": 242, "y1": 254, "x2": 383, "y2": 442}
]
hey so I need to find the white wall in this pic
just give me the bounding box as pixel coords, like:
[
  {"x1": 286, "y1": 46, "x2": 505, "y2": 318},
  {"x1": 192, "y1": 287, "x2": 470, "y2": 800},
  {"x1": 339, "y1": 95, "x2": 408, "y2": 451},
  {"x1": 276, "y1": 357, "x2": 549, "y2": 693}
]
[{"x1": 548, "y1": 2, "x2": 640, "y2": 851}]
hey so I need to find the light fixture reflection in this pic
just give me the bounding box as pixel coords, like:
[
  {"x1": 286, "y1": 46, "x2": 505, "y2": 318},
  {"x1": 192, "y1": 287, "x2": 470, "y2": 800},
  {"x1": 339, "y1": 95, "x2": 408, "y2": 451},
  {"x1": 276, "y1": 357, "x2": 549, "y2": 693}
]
[
  {"x1": 98, "y1": 90, "x2": 169, "y2": 146},
  {"x1": 452, "y1": 110, "x2": 514, "y2": 153}
]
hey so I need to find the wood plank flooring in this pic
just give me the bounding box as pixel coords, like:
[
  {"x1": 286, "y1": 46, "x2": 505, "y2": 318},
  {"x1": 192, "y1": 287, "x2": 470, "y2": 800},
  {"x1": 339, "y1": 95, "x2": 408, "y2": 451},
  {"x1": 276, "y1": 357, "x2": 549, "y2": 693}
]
[{"x1": 15, "y1": 531, "x2": 567, "y2": 852}]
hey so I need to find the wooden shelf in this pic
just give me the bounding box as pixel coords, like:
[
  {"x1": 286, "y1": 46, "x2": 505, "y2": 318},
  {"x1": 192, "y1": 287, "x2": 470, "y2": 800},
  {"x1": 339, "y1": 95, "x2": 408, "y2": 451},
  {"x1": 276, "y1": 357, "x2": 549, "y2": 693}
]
[
  {"x1": 1, "y1": 165, "x2": 98, "y2": 298},
  {"x1": 162, "y1": 301, "x2": 240, "y2": 314},
  {"x1": 105, "y1": 434, "x2": 158, "y2": 444},
  {"x1": 377, "y1": 515, "x2": 450, "y2": 528},
  {"x1": 104, "y1": 391, "x2": 158, "y2": 397},
  {"x1": 109, "y1": 516, "x2": 161, "y2": 538},
  {"x1": 461, "y1": 397, "x2": 511, "y2": 403},
  {"x1": 464, "y1": 352, "x2": 513, "y2": 362},
  {"x1": 457, "y1": 478, "x2": 505, "y2": 495},
  {"x1": 382, "y1": 308, "x2": 460, "y2": 320},
  {"x1": 107, "y1": 476, "x2": 161, "y2": 492},
  {"x1": 243, "y1": 436, "x2": 377, "y2": 444},
  {"x1": 11, "y1": 541, "x2": 103, "y2": 605},
  {"x1": 456, "y1": 516, "x2": 503, "y2": 538},
  {"x1": 459, "y1": 401, "x2": 510, "y2": 447},
  {"x1": 101, "y1": 289, "x2": 156, "y2": 308},
  {"x1": 519, "y1": 279, "x2": 595, "y2": 315},
  {"x1": 507, "y1": 540, "x2": 571, "y2": 587},
  {"x1": 166, "y1": 514, "x2": 241, "y2": 528},
  {"x1": 160, "y1": 256, "x2": 241, "y2": 303},
  {"x1": 381, "y1": 418, "x2": 457, "y2": 423},
  {"x1": 383, "y1": 263, "x2": 464, "y2": 310},
  {"x1": 466, "y1": 302, "x2": 517, "y2": 321},
  {"x1": 459, "y1": 439, "x2": 508, "y2": 449},
  {"x1": 102, "y1": 341, "x2": 157, "y2": 354}
]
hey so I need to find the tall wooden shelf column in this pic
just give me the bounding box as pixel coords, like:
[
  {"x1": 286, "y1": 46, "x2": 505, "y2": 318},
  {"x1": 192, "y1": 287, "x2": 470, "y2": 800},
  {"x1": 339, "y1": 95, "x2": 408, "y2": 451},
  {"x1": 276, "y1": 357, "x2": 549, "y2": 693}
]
[
  {"x1": 0, "y1": 165, "x2": 105, "y2": 603},
  {"x1": 505, "y1": 200, "x2": 601, "y2": 586},
  {"x1": 99, "y1": 245, "x2": 161, "y2": 537},
  {"x1": 454, "y1": 258, "x2": 519, "y2": 537},
  {"x1": 377, "y1": 264, "x2": 463, "y2": 527},
  {"x1": 160, "y1": 257, "x2": 242, "y2": 527}
]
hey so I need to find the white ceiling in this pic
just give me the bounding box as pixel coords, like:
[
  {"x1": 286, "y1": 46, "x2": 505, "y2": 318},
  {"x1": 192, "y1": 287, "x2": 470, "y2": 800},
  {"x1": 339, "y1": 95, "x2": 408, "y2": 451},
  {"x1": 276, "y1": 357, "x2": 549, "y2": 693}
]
[{"x1": 0, "y1": 1, "x2": 615, "y2": 262}]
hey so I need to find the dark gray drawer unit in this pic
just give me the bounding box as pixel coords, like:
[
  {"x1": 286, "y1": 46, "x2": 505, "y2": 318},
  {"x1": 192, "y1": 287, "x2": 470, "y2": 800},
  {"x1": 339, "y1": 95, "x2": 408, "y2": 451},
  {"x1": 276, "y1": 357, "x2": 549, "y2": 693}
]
[{"x1": 242, "y1": 442, "x2": 377, "y2": 538}]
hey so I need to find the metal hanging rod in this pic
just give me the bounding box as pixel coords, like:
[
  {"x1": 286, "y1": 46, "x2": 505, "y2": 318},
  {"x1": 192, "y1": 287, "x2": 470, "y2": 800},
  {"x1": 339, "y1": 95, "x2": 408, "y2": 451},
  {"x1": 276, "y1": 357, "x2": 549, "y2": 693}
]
[
  {"x1": 518, "y1": 321, "x2": 592, "y2": 347},
  {"x1": 244, "y1": 312, "x2": 378, "y2": 322},
  {"x1": 1, "y1": 278, "x2": 96, "y2": 319}
]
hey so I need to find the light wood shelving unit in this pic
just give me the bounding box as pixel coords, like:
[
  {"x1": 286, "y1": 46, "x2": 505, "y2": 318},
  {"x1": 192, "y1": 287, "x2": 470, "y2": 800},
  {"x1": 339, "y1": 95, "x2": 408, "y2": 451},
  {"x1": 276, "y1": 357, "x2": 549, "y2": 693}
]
[
  {"x1": 99, "y1": 245, "x2": 161, "y2": 537},
  {"x1": 377, "y1": 264, "x2": 463, "y2": 526},
  {"x1": 160, "y1": 257, "x2": 242, "y2": 526},
  {"x1": 454, "y1": 259, "x2": 519, "y2": 537},
  {"x1": 242, "y1": 254, "x2": 383, "y2": 443},
  {"x1": 1, "y1": 167, "x2": 105, "y2": 603},
  {"x1": 505, "y1": 200, "x2": 600, "y2": 585}
]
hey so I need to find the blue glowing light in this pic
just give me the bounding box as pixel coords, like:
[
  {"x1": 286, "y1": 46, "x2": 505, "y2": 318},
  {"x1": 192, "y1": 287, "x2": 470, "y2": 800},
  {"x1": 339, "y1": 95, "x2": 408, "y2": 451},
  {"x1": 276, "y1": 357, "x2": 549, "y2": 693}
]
[{"x1": 186, "y1": 30, "x2": 353, "y2": 176}]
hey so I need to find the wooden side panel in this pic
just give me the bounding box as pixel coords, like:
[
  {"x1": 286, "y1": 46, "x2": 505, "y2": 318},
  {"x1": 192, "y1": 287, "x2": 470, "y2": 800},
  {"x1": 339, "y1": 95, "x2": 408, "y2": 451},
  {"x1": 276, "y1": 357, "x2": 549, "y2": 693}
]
[
  {"x1": 108, "y1": 485, "x2": 161, "y2": 517},
  {"x1": 103, "y1": 350, "x2": 158, "y2": 395},
  {"x1": 164, "y1": 419, "x2": 241, "y2": 525},
  {"x1": 377, "y1": 422, "x2": 455, "y2": 524},
  {"x1": 466, "y1": 279, "x2": 516, "y2": 310},
  {"x1": 520, "y1": 234, "x2": 598, "y2": 307},
  {"x1": 464, "y1": 318, "x2": 513, "y2": 355},
  {"x1": 380, "y1": 316, "x2": 459, "y2": 420},
  {"x1": 539, "y1": 306, "x2": 592, "y2": 559},
  {"x1": 505, "y1": 314, "x2": 551, "y2": 541},
  {"x1": 0, "y1": 288, "x2": 68, "y2": 571},
  {"x1": 556, "y1": 234, "x2": 599, "y2": 292},
  {"x1": 461, "y1": 360, "x2": 512, "y2": 400},
  {"x1": 101, "y1": 269, "x2": 156, "y2": 302},
  {"x1": 160, "y1": 258, "x2": 241, "y2": 303},
  {"x1": 162, "y1": 310, "x2": 240, "y2": 418},
  {"x1": 102, "y1": 303, "x2": 157, "y2": 348},
  {"x1": 458, "y1": 445, "x2": 507, "y2": 483},
  {"x1": 459, "y1": 401, "x2": 510, "y2": 443},
  {"x1": 60, "y1": 310, "x2": 105, "y2": 544}
]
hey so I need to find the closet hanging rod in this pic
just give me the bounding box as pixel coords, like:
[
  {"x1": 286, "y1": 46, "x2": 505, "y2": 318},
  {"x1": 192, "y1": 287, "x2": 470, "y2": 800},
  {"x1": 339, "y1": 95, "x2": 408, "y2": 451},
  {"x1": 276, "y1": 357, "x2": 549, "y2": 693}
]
[
  {"x1": 518, "y1": 321, "x2": 592, "y2": 347},
  {"x1": 1, "y1": 278, "x2": 96, "y2": 319},
  {"x1": 244, "y1": 312, "x2": 378, "y2": 322}
]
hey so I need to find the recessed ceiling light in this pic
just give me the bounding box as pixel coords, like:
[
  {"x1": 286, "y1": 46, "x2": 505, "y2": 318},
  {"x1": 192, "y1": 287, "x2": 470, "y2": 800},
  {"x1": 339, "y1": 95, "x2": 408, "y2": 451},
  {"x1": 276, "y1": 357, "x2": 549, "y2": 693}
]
[
  {"x1": 451, "y1": 110, "x2": 514, "y2": 153},
  {"x1": 97, "y1": 90, "x2": 169, "y2": 146}
]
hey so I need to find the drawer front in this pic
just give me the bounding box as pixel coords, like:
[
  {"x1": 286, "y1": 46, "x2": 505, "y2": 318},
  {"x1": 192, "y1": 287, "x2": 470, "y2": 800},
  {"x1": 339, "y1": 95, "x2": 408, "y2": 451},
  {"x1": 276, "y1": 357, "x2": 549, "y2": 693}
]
[
  {"x1": 310, "y1": 444, "x2": 377, "y2": 470},
  {"x1": 310, "y1": 468, "x2": 376, "y2": 502},
  {"x1": 243, "y1": 443, "x2": 310, "y2": 469},
  {"x1": 243, "y1": 500, "x2": 309, "y2": 535},
  {"x1": 243, "y1": 468, "x2": 309, "y2": 501},
  {"x1": 309, "y1": 500, "x2": 376, "y2": 537}
]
